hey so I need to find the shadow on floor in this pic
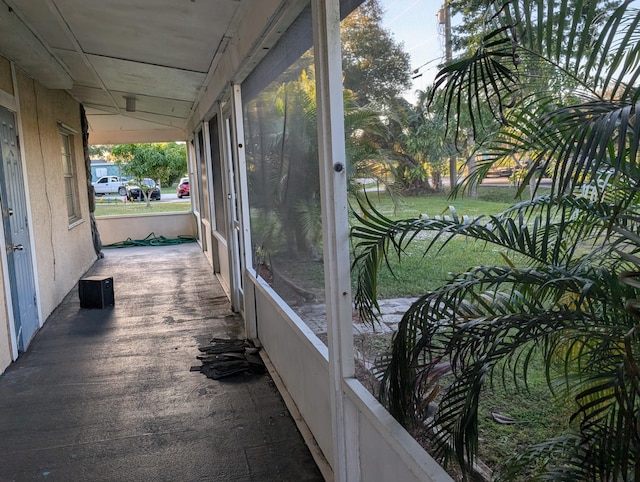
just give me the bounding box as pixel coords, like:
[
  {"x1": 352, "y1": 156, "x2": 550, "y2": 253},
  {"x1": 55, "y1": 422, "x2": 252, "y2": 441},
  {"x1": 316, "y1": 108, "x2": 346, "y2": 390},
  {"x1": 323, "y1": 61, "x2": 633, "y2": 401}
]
[{"x1": 0, "y1": 243, "x2": 324, "y2": 481}]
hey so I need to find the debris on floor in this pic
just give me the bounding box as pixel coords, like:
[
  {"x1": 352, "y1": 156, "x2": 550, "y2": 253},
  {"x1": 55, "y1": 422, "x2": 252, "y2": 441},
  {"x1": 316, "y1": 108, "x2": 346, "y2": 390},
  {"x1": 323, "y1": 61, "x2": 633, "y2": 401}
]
[{"x1": 191, "y1": 338, "x2": 265, "y2": 379}]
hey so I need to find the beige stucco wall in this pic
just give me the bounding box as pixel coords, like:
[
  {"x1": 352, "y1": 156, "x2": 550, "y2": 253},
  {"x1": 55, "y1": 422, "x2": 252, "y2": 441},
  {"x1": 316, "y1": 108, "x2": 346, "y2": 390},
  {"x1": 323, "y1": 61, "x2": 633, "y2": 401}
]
[
  {"x1": 96, "y1": 212, "x2": 196, "y2": 246},
  {"x1": 0, "y1": 61, "x2": 97, "y2": 374},
  {"x1": 15, "y1": 69, "x2": 97, "y2": 321},
  {"x1": 0, "y1": 59, "x2": 97, "y2": 374}
]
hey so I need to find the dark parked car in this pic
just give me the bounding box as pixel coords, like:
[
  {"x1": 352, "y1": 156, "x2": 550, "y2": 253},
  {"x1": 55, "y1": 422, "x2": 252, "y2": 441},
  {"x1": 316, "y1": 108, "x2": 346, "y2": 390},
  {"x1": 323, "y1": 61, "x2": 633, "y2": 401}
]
[
  {"x1": 177, "y1": 177, "x2": 190, "y2": 198},
  {"x1": 126, "y1": 179, "x2": 161, "y2": 201},
  {"x1": 486, "y1": 165, "x2": 514, "y2": 177}
]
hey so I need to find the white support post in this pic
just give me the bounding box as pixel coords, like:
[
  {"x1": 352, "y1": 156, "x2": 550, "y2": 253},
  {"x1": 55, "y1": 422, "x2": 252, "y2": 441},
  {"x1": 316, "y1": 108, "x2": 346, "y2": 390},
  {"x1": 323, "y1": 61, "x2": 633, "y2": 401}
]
[
  {"x1": 312, "y1": 0, "x2": 360, "y2": 480},
  {"x1": 231, "y1": 84, "x2": 253, "y2": 279},
  {"x1": 202, "y1": 120, "x2": 218, "y2": 232},
  {"x1": 231, "y1": 83, "x2": 257, "y2": 338}
]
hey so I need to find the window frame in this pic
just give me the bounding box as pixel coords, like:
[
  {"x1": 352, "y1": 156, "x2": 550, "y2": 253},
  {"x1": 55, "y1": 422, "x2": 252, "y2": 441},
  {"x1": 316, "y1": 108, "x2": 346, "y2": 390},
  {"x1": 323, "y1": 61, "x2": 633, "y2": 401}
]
[{"x1": 58, "y1": 122, "x2": 82, "y2": 227}]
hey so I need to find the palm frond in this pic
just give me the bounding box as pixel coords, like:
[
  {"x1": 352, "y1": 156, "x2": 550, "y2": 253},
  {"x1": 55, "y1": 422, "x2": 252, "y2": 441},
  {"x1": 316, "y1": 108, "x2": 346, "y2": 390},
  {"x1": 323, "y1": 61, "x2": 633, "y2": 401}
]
[
  {"x1": 434, "y1": 0, "x2": 640, "y2": 201},
  {"x1": 357, "y1": 0, "x2": 640, "y2": 477},
  {"x1": 378, "y1": 261, "x2": 638, "y2": 474},
  {"x1": 352, "y1": 188, "x2": 640, "y2": 477},
  {"x1": 351, "y1": 193, "x2": 625, "y2": 323}
]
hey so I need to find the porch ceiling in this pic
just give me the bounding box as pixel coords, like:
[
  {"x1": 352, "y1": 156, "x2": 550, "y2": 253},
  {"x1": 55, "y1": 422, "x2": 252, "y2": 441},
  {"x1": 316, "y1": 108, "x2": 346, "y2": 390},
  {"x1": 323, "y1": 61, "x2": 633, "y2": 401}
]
[{"x1": 0, "y1": 0, "x2": 247, "y2": 144}]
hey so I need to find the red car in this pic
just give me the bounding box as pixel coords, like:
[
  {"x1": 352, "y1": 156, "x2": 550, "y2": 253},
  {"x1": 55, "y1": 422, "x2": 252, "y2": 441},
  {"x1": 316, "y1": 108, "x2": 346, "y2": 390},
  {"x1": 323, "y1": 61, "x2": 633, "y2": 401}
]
[{"x1": 177, "y1": 178, "x2": 190, "y2": 198}]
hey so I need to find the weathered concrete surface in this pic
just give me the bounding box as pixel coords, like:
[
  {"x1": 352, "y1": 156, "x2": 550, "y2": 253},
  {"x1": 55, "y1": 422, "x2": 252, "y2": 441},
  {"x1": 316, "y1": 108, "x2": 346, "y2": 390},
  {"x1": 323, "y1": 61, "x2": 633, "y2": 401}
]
[{"x1": 0, "y1": 243, "x2": 323, "y2": 481}]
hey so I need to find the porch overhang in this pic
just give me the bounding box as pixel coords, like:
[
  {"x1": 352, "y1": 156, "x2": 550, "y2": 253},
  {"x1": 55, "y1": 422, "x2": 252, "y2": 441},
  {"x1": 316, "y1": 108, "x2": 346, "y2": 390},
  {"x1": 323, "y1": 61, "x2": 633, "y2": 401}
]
[{"x1": 0, "y1": 0, "x2": 291, "y2": 144}]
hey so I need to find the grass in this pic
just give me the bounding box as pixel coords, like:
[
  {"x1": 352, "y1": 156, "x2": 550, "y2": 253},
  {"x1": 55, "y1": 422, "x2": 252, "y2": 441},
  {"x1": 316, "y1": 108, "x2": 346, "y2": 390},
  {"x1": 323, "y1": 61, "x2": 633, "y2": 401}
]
[
  {"x1": 370, "y1": 239, "x2": 514, "y2": 298},
  {"x1": 94, "y1": 199, "x2": 191, "y2": 216},
  {"x1": 350, "y1": 185, "x2": 571, "y2": 477},
  {"x1": 476, "y1": 354, "x2": 574, "y2": 478},
  {"x1": 351, "y1": 186, "x2": 533, "y2": 298},
  {"x1": 357, "y1": 185, "x2": 539, "y2": 218}
]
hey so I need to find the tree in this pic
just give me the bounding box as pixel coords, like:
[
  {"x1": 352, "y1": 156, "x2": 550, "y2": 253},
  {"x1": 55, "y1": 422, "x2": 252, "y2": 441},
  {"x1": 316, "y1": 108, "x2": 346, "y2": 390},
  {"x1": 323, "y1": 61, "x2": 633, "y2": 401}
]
[
  {"x1": 378, "y1": 97, "x2": 438, "y2": 195},
  {"x1": 351, "y1": 0, "x2": 640, "y2": 479},
  {"x1": 341, "y1": 1, "x2": 461, "y2": 195},
  {"x1": 245, "y1": 57, "x2": 385, "y2": 261},
  {"x1": 369, "y1": 94, "x2": 457, "y2": 195},
  {"x1": 341, "y1": 0, "x2": 411, "y2": 106},
  {"x1": 111, "y1": 143, "x2": 186, "y2": 206},
  {"x1": 448, "y1": 0, "x2": 620, "y2": 54},
  {"x1": 89, "y1": 144, "x2": 111, "y2": 159}
]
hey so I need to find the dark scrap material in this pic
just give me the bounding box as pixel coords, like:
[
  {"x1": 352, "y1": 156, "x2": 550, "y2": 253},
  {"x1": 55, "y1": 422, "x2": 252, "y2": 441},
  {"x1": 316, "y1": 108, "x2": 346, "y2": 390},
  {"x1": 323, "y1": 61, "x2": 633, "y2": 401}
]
[{"x1": 191, "y1": 338, "x2": 265, "y2": 379}]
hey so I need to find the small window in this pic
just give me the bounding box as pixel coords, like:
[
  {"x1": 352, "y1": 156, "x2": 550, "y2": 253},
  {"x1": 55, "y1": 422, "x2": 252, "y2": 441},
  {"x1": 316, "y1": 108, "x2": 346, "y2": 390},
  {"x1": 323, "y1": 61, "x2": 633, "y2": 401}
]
[{"x1": 59, "y1": 125, "x2": 81, "y2": 225}]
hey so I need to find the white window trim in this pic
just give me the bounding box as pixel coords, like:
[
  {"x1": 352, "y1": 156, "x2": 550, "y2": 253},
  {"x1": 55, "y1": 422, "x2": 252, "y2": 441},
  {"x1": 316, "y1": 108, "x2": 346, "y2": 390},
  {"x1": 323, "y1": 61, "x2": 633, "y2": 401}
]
[{"x1": 58, "y1": 123, "x2": 82, "y2": 226}]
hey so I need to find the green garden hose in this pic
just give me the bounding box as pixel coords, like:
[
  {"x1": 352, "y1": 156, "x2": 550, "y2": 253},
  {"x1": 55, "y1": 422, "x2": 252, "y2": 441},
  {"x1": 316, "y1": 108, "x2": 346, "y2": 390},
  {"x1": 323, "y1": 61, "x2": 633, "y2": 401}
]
[{"x1": 104, "y1": 232, "x2": 197, "y2": 248}]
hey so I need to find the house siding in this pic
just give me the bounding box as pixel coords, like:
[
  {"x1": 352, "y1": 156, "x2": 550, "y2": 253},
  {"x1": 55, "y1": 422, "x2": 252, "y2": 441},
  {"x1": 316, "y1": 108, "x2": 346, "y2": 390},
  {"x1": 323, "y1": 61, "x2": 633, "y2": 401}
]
[{"x1": 0, "y1": 60, "x2": 96, "y2": 374}]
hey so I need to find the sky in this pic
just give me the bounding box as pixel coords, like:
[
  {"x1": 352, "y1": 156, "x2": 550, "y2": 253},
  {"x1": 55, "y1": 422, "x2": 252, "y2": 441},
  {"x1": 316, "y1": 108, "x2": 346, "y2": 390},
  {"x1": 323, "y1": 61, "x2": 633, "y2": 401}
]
[{"x1": 379, "y1": 0, "x2": 450, "y2": 101}]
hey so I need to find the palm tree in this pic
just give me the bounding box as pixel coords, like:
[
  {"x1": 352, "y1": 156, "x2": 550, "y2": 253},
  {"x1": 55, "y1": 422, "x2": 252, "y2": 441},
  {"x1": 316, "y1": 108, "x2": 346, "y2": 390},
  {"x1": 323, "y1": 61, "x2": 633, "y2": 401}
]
[
  {"x1": 402, "y1": 89, "x2": 453, "y2": 192},
  {"x1": 351, "y1": 0, "x2": 640, "y2": 479},
  {"x1": 245, "y1": 62, "x2": 385, "y2": 259},
  {"x1": 367, "y1": 97, "x2": 445, "y2": 195}
]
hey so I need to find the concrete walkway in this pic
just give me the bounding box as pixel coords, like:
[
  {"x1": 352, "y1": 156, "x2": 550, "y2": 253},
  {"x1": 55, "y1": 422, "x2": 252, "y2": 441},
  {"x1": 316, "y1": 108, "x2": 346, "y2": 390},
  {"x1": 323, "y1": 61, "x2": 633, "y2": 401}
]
[{"x1": 0, "y1": 243, "x2": 323, "y2": 481}]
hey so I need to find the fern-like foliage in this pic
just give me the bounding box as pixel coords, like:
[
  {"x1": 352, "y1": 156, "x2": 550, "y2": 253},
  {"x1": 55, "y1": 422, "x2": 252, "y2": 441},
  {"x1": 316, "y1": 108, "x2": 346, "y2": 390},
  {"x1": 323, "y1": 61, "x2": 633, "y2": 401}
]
[{"x1": 351, "y1": 0, "x2": 640, "y2": 478}]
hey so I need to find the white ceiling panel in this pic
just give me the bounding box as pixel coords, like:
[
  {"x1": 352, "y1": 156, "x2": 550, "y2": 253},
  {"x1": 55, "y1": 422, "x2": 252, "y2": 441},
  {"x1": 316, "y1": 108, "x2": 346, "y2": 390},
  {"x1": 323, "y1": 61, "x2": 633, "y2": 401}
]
[
  {"x1": 5, "y1": 0, "x2": 76, "y2": 51},
  {"x1": 87, "y1": 111, "x2": 183, "y2": 132},
  {"x1": 112, "y1": 111, "x2": 188, "y2": 129},
  {"x1": 54, "y1": 49, "x2": 100, "y2": 88},
  {"x1": 88, "y1": 119, "x2": 185, "y2": 144},
  {"x1": 109, "y1": 91, "x2": 193, "y2": 119},
  {"x1": 51, "y1": 0, "x2": 241, "y2": 73},
  {"x1": 3, "y1": 0, "x2": 264, "y2": 143},
  {"x1": 83, "y1": 105, "x2": 119, "y2": 115},
  {"x1": 87, "y1": 55, "x2": 206, "y2": 102},
  {"x1": 69, "y1": 85, "x2": 116, "y2": 109}
]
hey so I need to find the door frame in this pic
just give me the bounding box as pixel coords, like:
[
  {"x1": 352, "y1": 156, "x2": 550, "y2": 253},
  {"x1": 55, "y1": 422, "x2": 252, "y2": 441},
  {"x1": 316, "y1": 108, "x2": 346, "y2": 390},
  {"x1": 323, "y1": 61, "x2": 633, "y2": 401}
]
[
  {"x1": 231, "y1": 84, "x2": 253, "y2": 283},
  {"x1": 220, "y1": 99, "x2": 242, "y2": 312},
  {"x1": 219, "y1": 89, "x2": 251, "y2": 316},
  {"x1": 0, "y1": 64, "x2": 43, "y2": 359}
]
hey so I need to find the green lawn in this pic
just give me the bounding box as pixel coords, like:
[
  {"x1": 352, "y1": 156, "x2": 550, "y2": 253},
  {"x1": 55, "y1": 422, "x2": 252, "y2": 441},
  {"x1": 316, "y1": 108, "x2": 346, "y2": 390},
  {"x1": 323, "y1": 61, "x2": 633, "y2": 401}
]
[
  {"x1": 351, "y1": 186, "x2": 532, "y2": 298},
  {"x1": 358, "y1": 185, "x2": 523, "y2": 219},
  {"x1": 476, "y1": 354, "x2": 574, "y2": 479},
  {"x1": 352, "y1": 186, "x2": 569, "y2": 477},
  {"x1": 94, "y1": 199, "x2": 191, "y2": 216}
]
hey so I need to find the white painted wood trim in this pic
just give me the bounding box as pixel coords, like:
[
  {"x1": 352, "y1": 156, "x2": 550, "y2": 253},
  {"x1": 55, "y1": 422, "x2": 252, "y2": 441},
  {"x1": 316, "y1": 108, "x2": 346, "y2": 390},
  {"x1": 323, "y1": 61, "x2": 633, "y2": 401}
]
[
  {"x1": 202, "y1": 120, "x2": 217, "y2": 233},
  {"x1": 219, "y1": 98, "x2": 242, "y2": 312},
  {"x1": 312, "y1": 0, "x2": 359, "y2": 480},
  {"x1": 0, "y1": 89, "x2": 16, "y2": 111},
  {"x1": 344, "y1": 379, "x2": 454, "y2": 482},
  {"x1": 0, "y1": 76, "x2": 16, "y2": 357},
  {"x1": 231, "y1": 83, "x2": 256, "y2": 336}
]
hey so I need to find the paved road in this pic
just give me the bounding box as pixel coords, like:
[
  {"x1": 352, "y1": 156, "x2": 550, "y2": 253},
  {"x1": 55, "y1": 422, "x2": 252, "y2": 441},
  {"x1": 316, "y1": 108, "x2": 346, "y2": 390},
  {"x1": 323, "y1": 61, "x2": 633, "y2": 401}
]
[
  {"x1": 95, "y1": 192, "x2": 190, "y2": 203},
  {"x1": 160, "y1": 192, "x2": 184, "y2": 203},
  {"x1": 358, "y1": 176, "x2": 552, "y2": 191}
]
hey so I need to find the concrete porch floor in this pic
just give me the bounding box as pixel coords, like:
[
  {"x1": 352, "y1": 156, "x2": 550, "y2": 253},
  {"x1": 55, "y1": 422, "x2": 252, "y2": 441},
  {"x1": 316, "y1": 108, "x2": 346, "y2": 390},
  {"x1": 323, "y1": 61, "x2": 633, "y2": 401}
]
[{"x1": 0, "y1": 243, "x2": 324, "y2": 481}]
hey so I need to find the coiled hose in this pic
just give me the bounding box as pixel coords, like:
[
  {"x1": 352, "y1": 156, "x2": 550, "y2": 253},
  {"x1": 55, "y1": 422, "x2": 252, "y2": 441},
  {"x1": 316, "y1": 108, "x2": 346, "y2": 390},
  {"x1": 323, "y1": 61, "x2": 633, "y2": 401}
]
[{"x1": 104, "y1": 232, "x2": 197, "y2": 248}]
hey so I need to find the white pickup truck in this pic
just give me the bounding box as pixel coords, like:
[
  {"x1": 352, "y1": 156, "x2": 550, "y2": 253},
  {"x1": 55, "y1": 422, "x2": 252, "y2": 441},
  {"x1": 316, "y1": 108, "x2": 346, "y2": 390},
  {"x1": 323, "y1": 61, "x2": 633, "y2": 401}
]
[{"x1": 92, "y1": 176, "x2": 128, "y2": 196}]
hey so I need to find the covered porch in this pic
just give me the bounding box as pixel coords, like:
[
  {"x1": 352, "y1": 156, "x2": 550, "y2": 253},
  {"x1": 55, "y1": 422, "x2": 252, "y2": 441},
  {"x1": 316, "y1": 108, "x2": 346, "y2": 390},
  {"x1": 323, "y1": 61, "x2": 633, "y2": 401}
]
[
  {"x1": 0, "y1": 0, "x2": 452, "y2": 480},
  {"x1": 0, "y1": 243, "x2": 325, "y2": 481}
]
